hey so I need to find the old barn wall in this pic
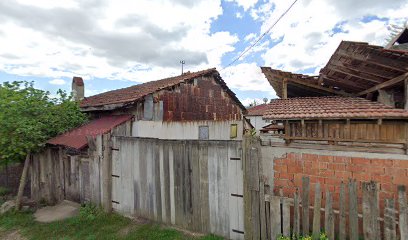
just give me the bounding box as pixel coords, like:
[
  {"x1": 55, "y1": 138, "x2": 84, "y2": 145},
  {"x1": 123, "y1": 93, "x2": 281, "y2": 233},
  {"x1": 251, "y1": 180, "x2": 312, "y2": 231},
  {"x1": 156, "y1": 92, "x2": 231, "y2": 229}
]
[
  {"x1": 111, "y1": 137, "x2": 244, "y2": 239},
  {"x1": 261, "y1": 146, "x2": 408, "y2": 209},
  {"x1": 132, "y1": 120, "x2": 244, "y2": 140}
]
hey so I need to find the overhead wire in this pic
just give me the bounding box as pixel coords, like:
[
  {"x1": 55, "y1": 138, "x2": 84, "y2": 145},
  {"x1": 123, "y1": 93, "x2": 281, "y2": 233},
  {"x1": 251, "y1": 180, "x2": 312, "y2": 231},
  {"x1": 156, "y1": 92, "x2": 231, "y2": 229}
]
[{"x1": 220, "y1": 0, "x2": 299, "y2": 71}]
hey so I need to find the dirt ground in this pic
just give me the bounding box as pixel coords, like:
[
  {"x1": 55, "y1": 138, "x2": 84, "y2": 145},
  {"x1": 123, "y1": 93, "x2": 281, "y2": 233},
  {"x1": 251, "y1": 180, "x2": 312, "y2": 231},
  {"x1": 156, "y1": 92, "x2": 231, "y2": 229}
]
[{"x1": 0, "y1": 228, "x2": 26, "y2": 240}]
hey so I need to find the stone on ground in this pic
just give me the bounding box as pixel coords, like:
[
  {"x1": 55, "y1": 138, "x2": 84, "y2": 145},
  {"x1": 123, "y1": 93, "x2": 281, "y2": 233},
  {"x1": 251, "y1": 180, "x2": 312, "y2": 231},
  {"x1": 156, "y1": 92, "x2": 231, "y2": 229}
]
[
  {"x1": 0, "y1": 200, "x2": 15, "y2": 214},
  {"x1": 34, "y1": 200, "x2": 80, "y2": 223}
]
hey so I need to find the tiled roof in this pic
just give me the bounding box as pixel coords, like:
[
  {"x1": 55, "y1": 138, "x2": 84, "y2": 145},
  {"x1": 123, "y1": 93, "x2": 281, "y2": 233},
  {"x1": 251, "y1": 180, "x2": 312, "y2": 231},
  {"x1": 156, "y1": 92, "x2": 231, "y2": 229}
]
[
  {"x1": 263, "y1": 97, "x2": 408, "y2": 120},
  {"x1": 246, "y1": 104, "x2": 270, "y2": 116},
  {"x1": 47, "y1": 115, "x2": 133, "y2": 150},
  {"x1": 81, "y1": 68, "x2": 217, "y2": 108}
]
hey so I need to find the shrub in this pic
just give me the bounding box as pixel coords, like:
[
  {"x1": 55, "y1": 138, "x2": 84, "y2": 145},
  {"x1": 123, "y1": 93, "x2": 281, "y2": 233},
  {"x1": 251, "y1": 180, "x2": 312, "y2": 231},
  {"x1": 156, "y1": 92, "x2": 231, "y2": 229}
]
[{"x1": 79, "y1": 203, "x2": 104, "y2": 221}]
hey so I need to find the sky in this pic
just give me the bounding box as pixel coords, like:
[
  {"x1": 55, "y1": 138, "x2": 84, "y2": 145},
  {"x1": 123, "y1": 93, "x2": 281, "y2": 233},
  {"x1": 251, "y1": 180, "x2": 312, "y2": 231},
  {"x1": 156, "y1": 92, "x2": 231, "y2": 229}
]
[{"x1": 0, "y1": 0, "x2": 407, "y2": 106}]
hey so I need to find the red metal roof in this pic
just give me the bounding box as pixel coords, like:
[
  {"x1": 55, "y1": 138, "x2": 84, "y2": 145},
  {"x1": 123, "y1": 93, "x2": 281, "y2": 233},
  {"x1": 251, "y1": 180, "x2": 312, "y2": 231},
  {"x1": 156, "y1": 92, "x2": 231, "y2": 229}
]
[
  {"x1": 263, "y1": 97, "x2": 408, "y2": 120},
  {"x1": 47, "y1": 115, "x2": 133, "y2": 150},
  {"x1": 81, "y1": 68, "x2": 217, "y2": 109},
  {"x1": 246, "y1": 104, "x2": 270, "y2": 116}
]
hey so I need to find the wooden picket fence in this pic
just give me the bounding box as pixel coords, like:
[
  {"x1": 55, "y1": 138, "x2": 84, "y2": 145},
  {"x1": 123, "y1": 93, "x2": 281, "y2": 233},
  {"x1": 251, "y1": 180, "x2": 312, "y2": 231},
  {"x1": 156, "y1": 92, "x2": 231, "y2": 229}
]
[{"x1": 261, "y1": 177, "x2": 408, "y2": 240}]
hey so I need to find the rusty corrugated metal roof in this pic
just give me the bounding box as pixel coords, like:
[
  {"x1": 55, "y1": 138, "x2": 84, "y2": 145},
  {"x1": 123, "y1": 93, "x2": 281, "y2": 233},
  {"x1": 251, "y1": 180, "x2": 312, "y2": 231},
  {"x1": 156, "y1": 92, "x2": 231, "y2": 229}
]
[
  {"x1": 246, "y1": 104, "x2": 270, "y2": 116},
  {"x1": 263, "y1": 97, "x2": 408, "y2": 120},
  {"x1": 47, "y1": 115, "x2": 133, "y2": 150}
]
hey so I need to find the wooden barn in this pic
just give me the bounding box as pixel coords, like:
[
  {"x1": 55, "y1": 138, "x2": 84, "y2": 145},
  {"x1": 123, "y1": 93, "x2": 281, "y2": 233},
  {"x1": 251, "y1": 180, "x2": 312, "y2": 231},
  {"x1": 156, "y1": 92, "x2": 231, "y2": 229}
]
[{"x1": 30, "y1": 68, "x2": 248, "y2": 239}]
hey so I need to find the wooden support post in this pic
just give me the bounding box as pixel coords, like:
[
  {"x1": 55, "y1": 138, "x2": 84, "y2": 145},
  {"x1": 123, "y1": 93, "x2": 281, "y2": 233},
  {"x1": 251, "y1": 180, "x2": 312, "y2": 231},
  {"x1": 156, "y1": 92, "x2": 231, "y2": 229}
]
[
  {"x1": 362, "y1": 181, "x2": 380, "y2": 240},
  {"x1": 324, "y1": 190, "x2": 334, "y2": 240},
  {"x1": 349, "y1": 179, "x2": 359, "y2": 240},
  {"x1": 384, "y1": 199, "x2": 396, "y2": 240},
  {"x1": 283, "y1": 79, "x2": 288, "y2": 99},
  {"x1": 293, "y1": 189, "x2": 300, "y2": 239},
  {"x1": 301, "y1": 176, "x2": 310, "y2": 236},
  {"x1": 285, "y1": 120, "x2": 291, "y2": 145},
  {"x1": 339, "y1": 182, "x2": 346, "y2": 240},
  {"x1": 301, "y1": 120, "x2": 306, "y2": 138},
  {"x1": 312, "y1": 183, "x2": 321, "y2": 240},
  {"x1": 318, "y1": 120, "x2": 323, "y2": 138},
  {"x1": 282, "y1": 198, "x2": 290, "y2": 237},
  {"x1": 102, "y1": 133, "x2": 113, "y2": 212},
  {"x1": 16, "y1": 154, "x2": 31, "y2": 210},
  {"x1": 344, "y1": 119, "x2": 351, "y2": 139},
  {"x1": 398, "y1": 186, "x2": 408, "y2": 240}
]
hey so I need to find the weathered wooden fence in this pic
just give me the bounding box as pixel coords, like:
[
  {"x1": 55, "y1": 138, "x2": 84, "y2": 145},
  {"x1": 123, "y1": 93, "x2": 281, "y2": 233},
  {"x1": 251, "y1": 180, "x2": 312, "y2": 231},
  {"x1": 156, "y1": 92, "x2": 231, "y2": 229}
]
[
  {"x1": 111, "y1": 137, "x2": 244, "y2": 239},
  {"x1": 262, "y1": 178, "x2": 408, "y2": 240},
  {"x1": 243, "y1": 138, "x2": 408, "y2": 240}
]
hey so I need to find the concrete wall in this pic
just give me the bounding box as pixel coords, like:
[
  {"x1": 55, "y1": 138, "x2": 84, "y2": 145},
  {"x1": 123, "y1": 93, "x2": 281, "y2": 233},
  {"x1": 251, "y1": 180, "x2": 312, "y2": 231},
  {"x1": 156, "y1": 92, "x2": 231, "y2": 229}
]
[
  {"x1": 261, "y1": 145, "x2": 408, "y2": 208},
  {"x1": 246, "y1": 116, "x2": 269, "y2": 134},
  {"x1": 132, "y1": 120, "x2": 244, "y2": 140},
  {"x1": 111, "y1": 137, "x2": 244, "y2": 239}
]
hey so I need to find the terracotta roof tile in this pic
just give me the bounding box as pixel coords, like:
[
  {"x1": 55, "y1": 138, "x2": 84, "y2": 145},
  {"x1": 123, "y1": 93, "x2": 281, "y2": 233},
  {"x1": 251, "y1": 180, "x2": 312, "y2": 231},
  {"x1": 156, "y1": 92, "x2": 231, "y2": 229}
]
[
  {"x1": 81, "y1": 68, "x2": 217, "y2": 108},
  {"x1": 263, "y1": 97, "x2": 408, "y2": 120},
  {"x1": 246, "y1": 104, "x2": 269, "y2": 116},
  {"x1": 47, "y1": 115, "x2": 133, "y2": 150}
]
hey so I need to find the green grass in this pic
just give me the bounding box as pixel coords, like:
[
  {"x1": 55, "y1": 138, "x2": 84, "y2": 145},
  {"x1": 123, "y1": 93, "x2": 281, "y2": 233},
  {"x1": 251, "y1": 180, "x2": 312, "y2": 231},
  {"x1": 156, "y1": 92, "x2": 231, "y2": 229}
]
[
  {"x1": 0, "y1": 187, "x2": 10, "y2": 197},
  {"x1": 0, "y1": 206, "x2": 224, "y2": 240}
]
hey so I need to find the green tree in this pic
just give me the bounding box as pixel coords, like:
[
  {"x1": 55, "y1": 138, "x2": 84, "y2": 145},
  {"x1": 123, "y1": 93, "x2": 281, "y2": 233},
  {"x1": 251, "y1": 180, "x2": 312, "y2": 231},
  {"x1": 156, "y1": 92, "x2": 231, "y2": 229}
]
[{"x1": 0, "y1": 81, "x2": 88, "y2": 166}]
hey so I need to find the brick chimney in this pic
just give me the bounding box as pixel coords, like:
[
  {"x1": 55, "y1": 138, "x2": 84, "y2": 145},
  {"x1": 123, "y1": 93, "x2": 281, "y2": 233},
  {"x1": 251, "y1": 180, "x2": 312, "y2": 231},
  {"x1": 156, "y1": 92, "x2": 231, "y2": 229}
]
[{"x1": 72, "y1": 76, "x2": 84, "y2": 101}]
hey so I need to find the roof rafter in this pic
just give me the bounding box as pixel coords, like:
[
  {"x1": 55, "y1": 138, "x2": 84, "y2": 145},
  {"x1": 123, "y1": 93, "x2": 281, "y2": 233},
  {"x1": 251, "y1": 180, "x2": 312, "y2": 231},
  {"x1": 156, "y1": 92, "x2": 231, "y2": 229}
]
[{"x1": 357, "y1": 73, "x2": 408, "y2": 96}]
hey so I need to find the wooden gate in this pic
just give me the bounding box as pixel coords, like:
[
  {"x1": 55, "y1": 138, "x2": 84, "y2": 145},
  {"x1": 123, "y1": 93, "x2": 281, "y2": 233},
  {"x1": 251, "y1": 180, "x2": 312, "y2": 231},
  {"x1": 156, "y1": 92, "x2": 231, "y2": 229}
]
[{"x1": 111, "y1": 137, "x2": 244, "y2": 239}]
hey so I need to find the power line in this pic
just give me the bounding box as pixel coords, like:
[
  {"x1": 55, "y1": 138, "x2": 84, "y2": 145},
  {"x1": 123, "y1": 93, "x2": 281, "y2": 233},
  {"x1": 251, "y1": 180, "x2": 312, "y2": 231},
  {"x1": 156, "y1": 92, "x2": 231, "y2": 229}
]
[{"x1": 220, "y1": 0, "x2": 298, "y2": 71}]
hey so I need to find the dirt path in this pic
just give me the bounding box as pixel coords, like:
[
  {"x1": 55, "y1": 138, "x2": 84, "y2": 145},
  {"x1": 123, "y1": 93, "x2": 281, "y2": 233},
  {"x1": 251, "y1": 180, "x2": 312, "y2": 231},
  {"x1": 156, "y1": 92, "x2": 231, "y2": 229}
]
[{"x1": 0, "y1": 228, "x2": 26, "y2": 240}]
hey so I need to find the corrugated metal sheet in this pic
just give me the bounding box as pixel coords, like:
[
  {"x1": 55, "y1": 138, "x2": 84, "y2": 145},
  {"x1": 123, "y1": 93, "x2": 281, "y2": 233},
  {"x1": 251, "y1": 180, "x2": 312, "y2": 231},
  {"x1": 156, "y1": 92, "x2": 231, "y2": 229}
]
[{"x1": 47, "y1": 115, "x2": 133, "y2": 150}]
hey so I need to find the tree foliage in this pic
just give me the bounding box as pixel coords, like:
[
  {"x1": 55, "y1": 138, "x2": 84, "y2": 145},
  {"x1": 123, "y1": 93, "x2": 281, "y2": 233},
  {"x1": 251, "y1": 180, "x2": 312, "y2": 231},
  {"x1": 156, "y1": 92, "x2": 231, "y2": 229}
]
[{"x1": 0, "y1": 81, "x2": 88, "y2": 165}]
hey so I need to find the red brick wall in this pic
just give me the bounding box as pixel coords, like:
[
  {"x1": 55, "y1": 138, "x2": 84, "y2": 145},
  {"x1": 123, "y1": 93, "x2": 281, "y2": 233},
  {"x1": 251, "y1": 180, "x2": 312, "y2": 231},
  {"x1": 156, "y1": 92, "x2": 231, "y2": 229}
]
[
  {"x1": 160, "y1": 76, "x2": 242, "y2": 121},
  {"x1": 273, "y1": 152, "x2": 408, "y2": 208}
]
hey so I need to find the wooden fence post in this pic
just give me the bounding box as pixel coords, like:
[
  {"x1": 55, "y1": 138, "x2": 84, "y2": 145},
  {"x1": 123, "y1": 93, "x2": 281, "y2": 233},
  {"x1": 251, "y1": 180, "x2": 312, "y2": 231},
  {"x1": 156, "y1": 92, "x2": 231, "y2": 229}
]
[
  {"x1": 384, "y1": 199, "x2": 396, "y2": 240},
  {"x1": 362, "y1": 181, "x2": 380, "y2": 240},
  {"x1": 398, "y1": 186, "x2": 408, "y2": 240},
  {"x1": 348, "y1": 179, "x2": 359, "y2": 240},
  {"x1": 312, "y1": 182, "x2": 321, "y2": 240},
  {"x1": 302, "y1": 176, "x2": 310, "y2": 237},
  {"x1": 339, "y1": 181, "x2": 346, "y2": 240},
  {"x1": 324, "y1": 190, "x2": 334, "y2": 240},
  {"x1": 293, "y1": 189, "x2": 300, "y2": 239},
  {"x1": 260, "y1": 181, "x2": 267, "y2": 240},
  {"x1": 282, "y1": 197, "x2": 291, "y2": 237}
]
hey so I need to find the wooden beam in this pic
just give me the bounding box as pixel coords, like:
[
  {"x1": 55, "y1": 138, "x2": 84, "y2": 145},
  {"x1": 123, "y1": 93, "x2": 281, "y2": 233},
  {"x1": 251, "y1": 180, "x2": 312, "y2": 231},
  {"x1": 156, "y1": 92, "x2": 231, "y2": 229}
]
[
  {"x1": 328, "y1": 65, "x2": 384, "y2": 83},
  {"x1": 336, "y1": 50, "x2": 408, "y2": 72},
  {"x1": 405, "y1": 78, "x2": 408, "y2": 110},
  {"x1": 287, "y1": 78, "x2": 353, "y2": 97},
  {"x1": 320, "y1": 75, "x2": 365, "y2": 91},
  {"x1": 357, "y1": 73, "x2": 408, "y2": 96}
]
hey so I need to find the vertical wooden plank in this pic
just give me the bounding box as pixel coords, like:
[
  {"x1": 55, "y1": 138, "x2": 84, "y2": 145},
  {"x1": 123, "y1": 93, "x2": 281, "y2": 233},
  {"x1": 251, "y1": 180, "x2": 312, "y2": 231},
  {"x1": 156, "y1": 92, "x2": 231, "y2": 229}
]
[
  {"x1": 384, "y1": 199, "x2": 396, "y2": 240},
  {"x1": 293, "y1": 189, "x2": 300, "y2": 239},
  {"x1": 312, "y1": 183, "x2": 321, "y2": 240},
  {"x1": 190, "y1": 142, "x2": 201, "y2": 232},
  {"x1": 169, "y1": 143, "x2": 176, "y2": 225},
  {"x1": 339, "y1": 182, "x2": 346, "y2": 240},
  {"x1": 324, "y1": 190, "x2": 334, "y2": 240},
  {"x1": 282, "y1": 198, "x2": 290, "y2": 237},
  {"x1": 362, "y1": 181, "x2": 380, "y2": 240},
  {"x1": 154, "y1": 141, "x2": 162, "y2": 222},
  {"x1": 348, "y1": 179, "x2": 359, "y2": 240},
  {"x1": 302, "y1": 176, "x2": 310, "y2": 236},
  {"x1": 269, "y1": 196, "x2": 281, "y2": 240},
  {"x1": 398, "y1": 185, "x2": 408, "y2": 240},
  {"x1": 199, "y1": 142, "x2": 210, "y2": 233},
  {"x1": 260, "y1": 182, "x2": 267, "y2": 240}
]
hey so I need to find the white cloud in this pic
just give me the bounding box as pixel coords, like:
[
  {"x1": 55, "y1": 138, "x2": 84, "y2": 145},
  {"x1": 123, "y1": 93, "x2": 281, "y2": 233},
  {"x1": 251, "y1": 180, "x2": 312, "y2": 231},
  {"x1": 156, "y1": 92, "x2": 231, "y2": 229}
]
[
  {"x1": 236, "y1": 12, "x2": 243, "y2": 19},
  {"x1": 49, "y1": 78, "x2": 66, "y2": 85},
  {"x1": 226, "y1": 0, "x2": 259, "y2": 11},
  {"x1": 0, "y1": 0, "x2": 236, "y2": 83},
  {"x1": 221, "y1": 62, "x2": 275, "y2": 92},
  {"x1": 252, "y1": 0, "x2": 408, "y2": 73}
]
